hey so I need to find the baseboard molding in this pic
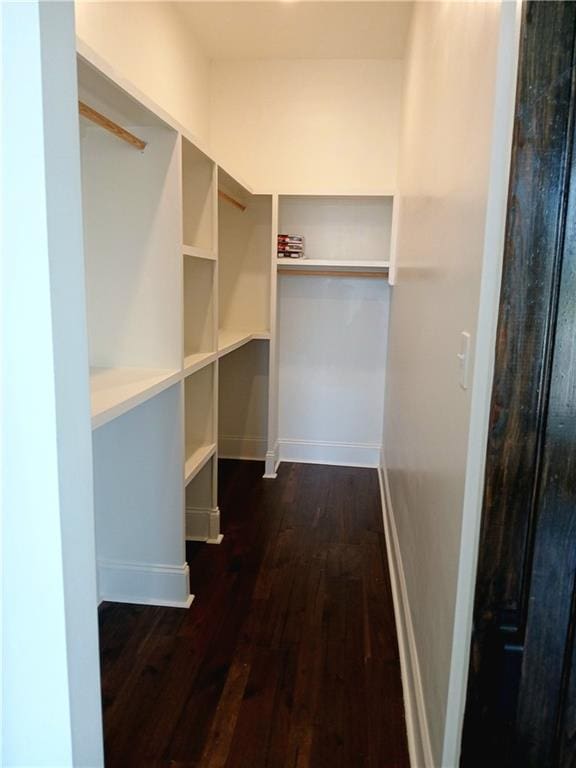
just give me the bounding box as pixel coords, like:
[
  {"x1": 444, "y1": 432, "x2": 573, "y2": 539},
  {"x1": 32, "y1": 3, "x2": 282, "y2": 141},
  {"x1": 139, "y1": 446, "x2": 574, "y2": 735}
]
[
  {"x1": 219, "y1": 435, "x2": 267, "y2": 461},
  {"x1": 185, "y1": 505, "x2": 221, "y2": 543},
  {"x1": 278, "y1": 438, "x2": 381, "y2": 468},
  {"x1": 378, "y1": 462, "x2": 435, "y2": 768},
  {"x1": 97, "y1": 559, "x2": 193, "y2": 608}
]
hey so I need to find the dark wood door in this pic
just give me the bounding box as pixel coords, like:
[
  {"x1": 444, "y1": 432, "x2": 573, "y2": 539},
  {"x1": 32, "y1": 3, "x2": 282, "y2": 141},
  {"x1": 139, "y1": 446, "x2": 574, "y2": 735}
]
[{"x1": 462, "y1": 3, "x2": 576, "y2": 766}]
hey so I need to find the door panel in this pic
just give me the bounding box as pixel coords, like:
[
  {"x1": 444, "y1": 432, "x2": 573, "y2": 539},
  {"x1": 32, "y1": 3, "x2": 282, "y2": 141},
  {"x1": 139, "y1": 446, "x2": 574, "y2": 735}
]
[
  {"x1": 462, "y1": 3, "x2": 576, "y2": 765},
  {"x1": 516, "y1": 136, "x2": 576, "y2": 766}
]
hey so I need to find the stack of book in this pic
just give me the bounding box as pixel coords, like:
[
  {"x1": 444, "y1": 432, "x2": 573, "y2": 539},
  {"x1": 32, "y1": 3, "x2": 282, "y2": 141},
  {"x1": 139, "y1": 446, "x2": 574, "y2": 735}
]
[{"x1": 278, "y1": 234, "x2": 305, "y2": 259}]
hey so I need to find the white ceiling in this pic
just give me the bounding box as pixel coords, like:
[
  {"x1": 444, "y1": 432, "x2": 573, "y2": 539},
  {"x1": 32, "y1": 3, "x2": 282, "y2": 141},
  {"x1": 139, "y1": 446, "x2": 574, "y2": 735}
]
[{"x1": 176, "y1": 2, "x2": 413, "y2": 60}]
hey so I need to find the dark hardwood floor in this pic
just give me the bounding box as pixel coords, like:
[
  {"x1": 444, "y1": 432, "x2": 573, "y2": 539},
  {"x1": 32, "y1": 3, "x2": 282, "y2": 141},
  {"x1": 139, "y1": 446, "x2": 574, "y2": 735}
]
[{"x1": 98, "y1": 460, "x2": 409, "y2": 768}]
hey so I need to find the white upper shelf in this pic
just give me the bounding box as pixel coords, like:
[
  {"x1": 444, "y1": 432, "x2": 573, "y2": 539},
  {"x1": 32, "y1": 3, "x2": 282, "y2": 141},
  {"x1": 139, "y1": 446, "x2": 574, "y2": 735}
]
[{"x1": 277, "y1": 259, "x2": 389, "y2": 272}]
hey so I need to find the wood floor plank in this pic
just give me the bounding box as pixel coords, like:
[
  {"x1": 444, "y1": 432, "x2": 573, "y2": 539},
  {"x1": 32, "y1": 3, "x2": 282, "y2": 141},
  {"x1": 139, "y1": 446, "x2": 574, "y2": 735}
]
[{"x1": 98, "y1": 460, "x2": 410, "y2": 768}]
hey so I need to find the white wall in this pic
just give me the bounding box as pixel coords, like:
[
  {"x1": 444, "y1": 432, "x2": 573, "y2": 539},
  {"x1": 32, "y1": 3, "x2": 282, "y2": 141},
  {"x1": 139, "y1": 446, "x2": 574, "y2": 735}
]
[
  {"x1": 279, "y1": 276, "x2": 389, "y2": 467},
  {"x1": 75, "y1": 5, "x2": 404, "y2": 195},
  {"x1": 75, "y1": 1, "x2": 211, "y2": 146},
  {"x1": 2, "y1": 2, "x2": 103, "y2": 764},
  {"x1": 382, "y1": 2, "x2": 519, "y2": 765},
  {"x1": 209, "y1": 58, "x2": 402, "y2": 193}
]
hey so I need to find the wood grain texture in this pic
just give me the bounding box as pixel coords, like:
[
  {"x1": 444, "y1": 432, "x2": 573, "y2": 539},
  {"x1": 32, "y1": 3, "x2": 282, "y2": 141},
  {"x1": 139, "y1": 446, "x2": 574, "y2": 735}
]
[
  {"x1": 515, "y1": 89, "x2": 576, "y2": 768},
  {"x1": 79, "y1": 101, "x2": 147, "y2": 150},
  {"x1": 98, "y1": 461, "x2": 409, "y2": 768},
  {"x1": 463, "y1": 3, "x2": 576, "y2": 765}
]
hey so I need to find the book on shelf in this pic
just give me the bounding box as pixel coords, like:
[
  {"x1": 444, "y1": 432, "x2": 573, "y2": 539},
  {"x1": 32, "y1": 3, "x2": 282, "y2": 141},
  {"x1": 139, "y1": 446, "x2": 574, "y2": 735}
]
[{"x1": 278, "y1": 233, "x2": 305, "y2": 259}]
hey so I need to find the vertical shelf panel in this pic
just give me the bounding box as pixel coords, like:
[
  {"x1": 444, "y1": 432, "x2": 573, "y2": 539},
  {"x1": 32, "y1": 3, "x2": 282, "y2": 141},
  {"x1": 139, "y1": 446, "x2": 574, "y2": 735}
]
[{"x1": 182, "y1": 138, "x2": 215, "y2": 252}]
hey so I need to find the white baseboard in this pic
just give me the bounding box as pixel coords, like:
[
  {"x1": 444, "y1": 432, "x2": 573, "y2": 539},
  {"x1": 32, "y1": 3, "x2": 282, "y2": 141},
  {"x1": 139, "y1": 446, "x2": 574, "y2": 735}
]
[
  {"x1": 264, "y1": 442, "x2": 279, "y2": 478},
  {"x1": 378, "y1": 462, "x2": 434, "y2": 768},
  {"x1": 97, "y1": 559, "x2": 193, "y2": 608},
  {"x1": 185, "y1": 505, "x2": 221, "y2": 543},
  {"x1": 278, "y1": 438, "x2": 381, "y2": 468},
  {"x1": 219, "y1": 435, "x2": 267, "y2": 461}
]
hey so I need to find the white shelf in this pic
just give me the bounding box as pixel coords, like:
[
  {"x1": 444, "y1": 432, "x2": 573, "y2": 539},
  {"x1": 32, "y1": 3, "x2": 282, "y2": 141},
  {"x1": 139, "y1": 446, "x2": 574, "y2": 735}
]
[
  {"x1": 277, "y1": 259, "x2": 389, "y2": 272},
  {"x1": 218, "y1": 329, "x2": 271, "y2": 358},
  {"x1": 183, "y1": 351, "x2": 218, "y2": 377},
  {"x1": 90, "y1": 366, "x2": 181, "y2": 430},
  {"x1": 184, "y1": 443, "x2": 216, "y2": 486},
  {"x1": 183, "y1": 244, "x2": 216, "y2": 261}
]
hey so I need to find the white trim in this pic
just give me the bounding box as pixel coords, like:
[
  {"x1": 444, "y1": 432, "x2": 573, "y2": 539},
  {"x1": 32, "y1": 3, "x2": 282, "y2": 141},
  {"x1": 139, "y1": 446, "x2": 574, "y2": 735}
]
[
  {"x1": 97, "y1": 559, "x2": 193, "y2": 608},
  {"x1": 378, "y1": 461, "x2": 434, "y2": 768},
  {"x1": 264, "y1": 442, "x2": 280, "y2": 479},
  {"x1": 442, "y1": 4, "x2": 523, "y2": 765},
  {"x1": 185, "y1": 505, "x2": 222, "y2": 543},
  {"x1": 219, "y1": 435, "x2": 267, "y2": 461},
  {"x1": 278, "y1": 438, "x2": 380, "y2": 468}
]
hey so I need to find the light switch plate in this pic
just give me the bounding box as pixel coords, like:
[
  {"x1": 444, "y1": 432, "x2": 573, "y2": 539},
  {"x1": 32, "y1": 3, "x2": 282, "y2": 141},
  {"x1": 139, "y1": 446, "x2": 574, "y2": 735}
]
[{"x1": 458, "y1": 331, "x2": 471, "y2": 390}]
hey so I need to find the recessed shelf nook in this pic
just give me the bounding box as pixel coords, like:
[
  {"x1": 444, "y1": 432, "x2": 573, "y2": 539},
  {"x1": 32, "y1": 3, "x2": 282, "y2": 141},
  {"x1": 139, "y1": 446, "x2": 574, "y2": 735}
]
[{"x1": 182, "y1": 137, "x2": 215, "y2": 253}]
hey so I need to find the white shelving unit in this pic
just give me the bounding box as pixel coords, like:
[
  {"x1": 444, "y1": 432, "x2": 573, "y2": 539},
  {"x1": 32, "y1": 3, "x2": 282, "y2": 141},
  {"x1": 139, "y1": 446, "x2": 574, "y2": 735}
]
[
  {"x1": 268, "y1": 193, "x2": 397, "y2": 473},
  {"x1": 77, "y1": 42, "x2": 277, "y2": 605},
  {"x1": 79, "y1": 50, "x2": 192, "y2": 608},
  {"x1": 76, "y1": 42, "x2": 396, "y2": 607}
]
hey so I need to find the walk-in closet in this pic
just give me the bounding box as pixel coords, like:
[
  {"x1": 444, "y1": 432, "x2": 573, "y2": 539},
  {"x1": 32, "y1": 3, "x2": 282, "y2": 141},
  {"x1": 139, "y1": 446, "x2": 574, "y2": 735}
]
[
  {"x1": 2, "y1": 2, "x2": 520, "y2": 765},
  {"x1": 76, "y1": 20, "x2": 398, "y2": 607}
]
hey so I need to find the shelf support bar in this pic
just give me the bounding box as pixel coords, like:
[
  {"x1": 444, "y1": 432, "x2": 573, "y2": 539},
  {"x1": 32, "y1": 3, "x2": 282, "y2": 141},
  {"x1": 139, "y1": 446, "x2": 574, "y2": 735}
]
[
  {"x1": 78, "y1": 101, "x2": 147, "y2": 151},
  {"x1": 278, "y1": 269, "x2": 388, "y2": 279}
]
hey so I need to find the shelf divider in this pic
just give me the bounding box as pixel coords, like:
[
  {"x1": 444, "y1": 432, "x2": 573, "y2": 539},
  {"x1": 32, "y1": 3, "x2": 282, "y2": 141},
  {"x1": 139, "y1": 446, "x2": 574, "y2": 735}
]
[{"x1": 183, "y1": 244, "x2": 217, "y2": 261}]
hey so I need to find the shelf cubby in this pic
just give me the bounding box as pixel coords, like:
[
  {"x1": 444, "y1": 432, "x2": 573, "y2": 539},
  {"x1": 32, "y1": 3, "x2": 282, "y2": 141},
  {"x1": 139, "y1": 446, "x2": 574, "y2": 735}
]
[
  {"x1": 79, "y1": 57, "x2": 181, "y2": 429},
  {"x1": 182, "y1": 137, "x2": 215, "y2": 253},
  {"x1": 218, "y1": 168, "x2": 272, "y2": 345},
  {"x1": 278, "y1": 195, "x2": 393, "y2": 264},
  {"x1": 184, "y1": 256, "x2": 216, "y2": 373},
  {"x1": 184, "y1": 364, "x2": 216, "y2": 486}
]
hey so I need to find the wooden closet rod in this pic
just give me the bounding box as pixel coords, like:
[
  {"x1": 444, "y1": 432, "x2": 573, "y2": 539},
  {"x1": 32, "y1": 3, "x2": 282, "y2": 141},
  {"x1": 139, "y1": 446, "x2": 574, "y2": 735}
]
[
  {"x1": 218, "y1": 189, "x2": 247, "y2": 212},
  {"x1": 278, "y1": 268, "x2": 388, "y2": 279},
  {"x1": 79, "y1": 101, "x2": 147, "y2": 151}
]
